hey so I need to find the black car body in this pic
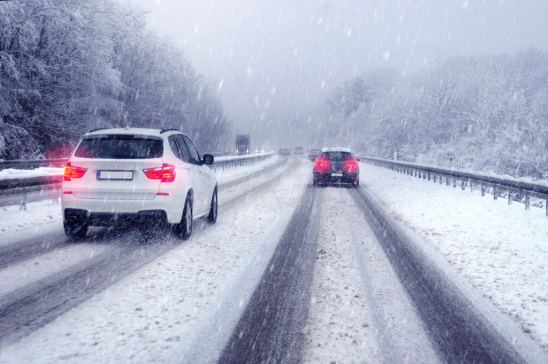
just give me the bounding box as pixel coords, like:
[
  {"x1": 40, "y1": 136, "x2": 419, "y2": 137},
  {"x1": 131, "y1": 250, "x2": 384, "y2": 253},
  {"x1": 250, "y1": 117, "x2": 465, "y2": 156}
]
[{"x1": 313, "y1": 149, "x2": 360, "y2": 187}]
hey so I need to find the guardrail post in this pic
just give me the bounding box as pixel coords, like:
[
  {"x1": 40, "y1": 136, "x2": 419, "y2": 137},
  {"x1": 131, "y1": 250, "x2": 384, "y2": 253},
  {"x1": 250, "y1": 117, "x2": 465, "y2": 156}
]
[
  {"x1": 19, "y1": 192, "x2": 27, "y2": 211},
  {"x1": 525, "y1": 194, "x2": 530, "y2": 210},
  {"x1": 546, "y1": 200, "x2": 548, "y2": 217},
  {"x1": 470, "y1": 180, "x2": 474, "y2": 192},
  {"x1": 453, "y1": 178, "x2": 457, "y2": 188},
  {"x1": 493, "y1": 186, "x2": 498, "y2": 200},
  {"x1": 481, "y1": 183, "x2": 485, "y2": 196},
  {"x1": 507, "y1": 190, "x2": 512, "y2": 205},
  {"x1": 461, "y1": 179, "x2": 465, "y2": 190}
]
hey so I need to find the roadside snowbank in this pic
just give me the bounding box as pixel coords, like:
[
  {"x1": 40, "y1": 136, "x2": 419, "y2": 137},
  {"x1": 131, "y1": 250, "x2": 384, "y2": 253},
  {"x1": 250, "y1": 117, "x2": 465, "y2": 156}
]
[{"x1": 361, "y1": 164, "x2": 548, "y2": 351}]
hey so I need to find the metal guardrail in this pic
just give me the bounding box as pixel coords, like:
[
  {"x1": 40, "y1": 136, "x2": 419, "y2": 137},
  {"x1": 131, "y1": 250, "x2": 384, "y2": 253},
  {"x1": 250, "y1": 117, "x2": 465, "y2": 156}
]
[
  {"x1": 358, "y1": 156, "x2": 548, "y2": 216},
  {"x1": 0, "y1": 152, "x2": 276, "y2": 208}
]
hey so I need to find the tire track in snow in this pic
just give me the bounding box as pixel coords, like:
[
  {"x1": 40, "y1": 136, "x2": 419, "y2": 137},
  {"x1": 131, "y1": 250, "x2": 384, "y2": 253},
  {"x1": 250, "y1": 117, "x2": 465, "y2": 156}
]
[
  {"x1": 219, "y1": 183, "x2": 322, "y2": 364},
  {"x1": 349, "y1": 187, "x2": 528, "y2": 363}
]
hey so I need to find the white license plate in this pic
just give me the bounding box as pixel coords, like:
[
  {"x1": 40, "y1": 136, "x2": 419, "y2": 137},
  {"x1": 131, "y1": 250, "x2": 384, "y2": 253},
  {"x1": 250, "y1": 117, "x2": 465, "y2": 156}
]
[
  {"x1": 97, "y1": 170, "x2": 133, "y2": 181},
  {"x1": 331, "y1": 173, "x2": 343, "y2": 177}
]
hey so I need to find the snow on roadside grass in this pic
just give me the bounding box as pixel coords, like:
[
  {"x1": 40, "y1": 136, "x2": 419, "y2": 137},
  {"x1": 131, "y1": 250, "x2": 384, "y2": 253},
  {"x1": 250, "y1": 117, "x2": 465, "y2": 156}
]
[
  {"x1": 0, "y1": 200, "x2": 62, "y2": 248},
  {"x1": 361, "y1": 164, "x2": 548, "y2": 351},
  {"x1": 0, "y1": 161, "x2": 308, "y2": 364}
]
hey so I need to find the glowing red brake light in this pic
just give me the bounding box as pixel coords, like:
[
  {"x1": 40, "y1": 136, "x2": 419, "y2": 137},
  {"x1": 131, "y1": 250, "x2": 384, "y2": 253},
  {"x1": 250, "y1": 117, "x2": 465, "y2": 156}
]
[
  {"x1": 64, "y1": 162, "x2": 87, "y2": 181},
  {"x1": 314, "y1": 156, "x2": 331, "y2": 173},
  {"x1": 343, "y1": 158, "x2": 359, "y2": 173},
  {"x1": 144, "y1": 163, "x2": 176, "y2": 182}
]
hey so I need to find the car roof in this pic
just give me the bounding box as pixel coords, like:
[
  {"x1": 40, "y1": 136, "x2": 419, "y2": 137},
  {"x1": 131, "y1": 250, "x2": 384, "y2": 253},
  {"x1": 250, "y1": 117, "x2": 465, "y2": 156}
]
[
  {"x1": 84, "y1": 128, "x2": 187, "y2": 138},
  {"x1": 321, "y1": 147, "x2": 352, "y2": 153}
]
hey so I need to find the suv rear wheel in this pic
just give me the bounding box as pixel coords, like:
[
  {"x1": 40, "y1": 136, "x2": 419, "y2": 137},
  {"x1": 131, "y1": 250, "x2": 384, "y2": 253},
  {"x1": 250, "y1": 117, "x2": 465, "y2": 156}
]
[
  {"x1": 63, "y1": 218, "x2": 88, "y2": 239},
  {"x1": 173, "y1": 196, "x2": 192, "y2": 239}
]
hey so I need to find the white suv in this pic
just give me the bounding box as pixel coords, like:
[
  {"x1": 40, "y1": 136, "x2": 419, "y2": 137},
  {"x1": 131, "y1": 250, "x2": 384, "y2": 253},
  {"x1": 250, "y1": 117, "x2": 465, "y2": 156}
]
[{"x1": 62, "y1": 128, "x2": 218, "y2": 239}]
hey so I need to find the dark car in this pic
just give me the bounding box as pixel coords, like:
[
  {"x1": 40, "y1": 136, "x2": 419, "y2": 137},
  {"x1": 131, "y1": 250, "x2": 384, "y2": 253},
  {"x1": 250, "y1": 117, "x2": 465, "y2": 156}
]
[
  {"x1": 313, "y1": 148, "x2": 360, "y2": 187},
  {"x1": 279, "y1": 148, "x2": 291, "y2": 155},
  {"x1": 308, "y1": 148, "x2": 321, "y2": 161}
]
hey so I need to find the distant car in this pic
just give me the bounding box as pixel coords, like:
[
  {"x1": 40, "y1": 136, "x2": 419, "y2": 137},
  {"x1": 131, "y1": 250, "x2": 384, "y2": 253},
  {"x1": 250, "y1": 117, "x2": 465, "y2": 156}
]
[
  {"x1": 294, "y1": 146, "x2": 305, "y2": 155},
  {"x1": 279, "y1": 148, "x2": 291, "y2": 155},
  {"x1": 62, "y1": 128, "x2": 218, "y2": 239},
  {"x1": 313, "y1": 147, "x2": 360, "y2": 187},
  {"x1": 308, "y1": 148, "x2": 321, "y2": 161}
]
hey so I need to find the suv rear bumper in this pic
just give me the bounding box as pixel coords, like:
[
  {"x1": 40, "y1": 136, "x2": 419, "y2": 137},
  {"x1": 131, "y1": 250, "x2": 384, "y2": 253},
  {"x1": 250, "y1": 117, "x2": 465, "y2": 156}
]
[
  {"x1": 314, "y1": 172, "x2": 358, "y2": 184},
  {"x1": 64, "y1": 208, "x2": 168, "y2": 226},
  {"x1": 62, "y1": 195, "x2": 182, "y2": 224}
]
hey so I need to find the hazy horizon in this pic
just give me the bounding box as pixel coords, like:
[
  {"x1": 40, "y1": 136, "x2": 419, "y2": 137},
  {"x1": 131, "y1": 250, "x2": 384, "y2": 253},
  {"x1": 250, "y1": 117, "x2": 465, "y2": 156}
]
[{"x1": 128, "y1": 0, "x2": 548, "y2": 146}]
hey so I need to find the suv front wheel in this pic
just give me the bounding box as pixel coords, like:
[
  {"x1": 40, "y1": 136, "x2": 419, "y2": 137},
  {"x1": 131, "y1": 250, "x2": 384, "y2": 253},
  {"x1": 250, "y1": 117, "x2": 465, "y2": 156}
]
[{"x1": 208, "y1": 188, "x2": 218, "y2": 224}]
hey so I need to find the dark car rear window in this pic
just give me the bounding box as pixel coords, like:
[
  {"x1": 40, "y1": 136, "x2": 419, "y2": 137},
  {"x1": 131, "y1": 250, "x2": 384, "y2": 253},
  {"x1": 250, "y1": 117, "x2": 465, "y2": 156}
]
[
  {"x1": 74, "y1": 135, "x2": 163, "y2": 159},
  {"x1": 323, "y1": 151, "x2": 352, "y2": 160}
]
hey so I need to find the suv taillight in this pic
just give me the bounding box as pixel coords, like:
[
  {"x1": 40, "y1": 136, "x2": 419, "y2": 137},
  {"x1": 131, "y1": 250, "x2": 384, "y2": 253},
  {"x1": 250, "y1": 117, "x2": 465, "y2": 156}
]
[
  {"x1": 64, "y1": 162, "x2": 87, "y2": 181},
  {"x1": 143, "y1": 163, "x2": 176, "y2": 182},
  {"x1": 314, "y1": 156, "x2": 331, "y2": 173},
  {"x1": 343, "y1": 158, "x2": 359, "y2": 173}
]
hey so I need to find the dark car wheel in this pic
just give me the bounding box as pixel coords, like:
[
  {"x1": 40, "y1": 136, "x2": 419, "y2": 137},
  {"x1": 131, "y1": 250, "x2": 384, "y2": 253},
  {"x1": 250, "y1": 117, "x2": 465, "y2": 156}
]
[
  {"x1": 63, "y1": 218, "x2": 88, "y2": 239},
  {"x1": 208, "y1": 188, "x2": 218, "y2": 224},
  {"x1": 173, "y1": 196, "x2": 193, "y2": 240}
]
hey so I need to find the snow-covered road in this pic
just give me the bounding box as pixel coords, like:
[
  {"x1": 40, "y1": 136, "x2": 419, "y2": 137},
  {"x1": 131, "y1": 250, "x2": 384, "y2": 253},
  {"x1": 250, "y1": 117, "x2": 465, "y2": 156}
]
[
  {"x1": 0, "y1": 157, "x2": 546, "y2": 363},
  {"x1": 360, "y1": 163, "x2": 548, "y2": 353}
]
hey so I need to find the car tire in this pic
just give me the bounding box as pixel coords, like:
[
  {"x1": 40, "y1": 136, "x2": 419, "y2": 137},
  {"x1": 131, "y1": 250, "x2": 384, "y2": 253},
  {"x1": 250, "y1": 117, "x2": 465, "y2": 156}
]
[
  {"x1": 173, "y1": 196, "x2": 193, "y2": 240},
  {"x1": 354, "y1": 179, "x2": 360, "y2": 188},
  {"x1": 207, "y1": 188, "x2": 218, "y2": 224},
  {"x1": 63, "y1": 218, "x2": 88, "y2": 239}
]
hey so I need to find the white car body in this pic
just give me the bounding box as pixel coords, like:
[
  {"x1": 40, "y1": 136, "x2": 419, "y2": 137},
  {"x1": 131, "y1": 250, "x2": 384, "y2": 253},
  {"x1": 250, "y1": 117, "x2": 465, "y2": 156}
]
[{"x1": 62, "y1": 128, "x2": 217, "y2": 229}]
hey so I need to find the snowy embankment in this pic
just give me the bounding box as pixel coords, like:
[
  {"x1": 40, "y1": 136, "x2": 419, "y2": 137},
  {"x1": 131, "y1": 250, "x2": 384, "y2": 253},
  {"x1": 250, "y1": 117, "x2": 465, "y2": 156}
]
[
  {"x1": 0, "y1": 161, "x2": 309, "y2": 363},
  {"x1": 360, "y1": 164, "x2": 548, "y2": 351},
  {"x1": 0, "y1": 155, "x2": 281, "y2": 247}
]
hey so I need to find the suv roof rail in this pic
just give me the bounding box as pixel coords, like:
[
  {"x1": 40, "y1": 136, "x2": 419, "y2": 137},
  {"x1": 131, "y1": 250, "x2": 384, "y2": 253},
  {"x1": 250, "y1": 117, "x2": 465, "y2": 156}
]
[
  {"x1": 87, "y1": 127, "x2": 109, "y2": 133},
  {"x1": 160, "y1": 128, "x2": 181, "y2": 134}
]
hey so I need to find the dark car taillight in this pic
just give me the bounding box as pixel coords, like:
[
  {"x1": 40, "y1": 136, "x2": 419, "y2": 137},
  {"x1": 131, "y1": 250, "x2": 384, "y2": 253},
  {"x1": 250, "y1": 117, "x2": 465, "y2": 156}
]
[
  {"x1": 314, "y1": 156, "x2": 331, "y2": 173},
  {"x1": 343, "y1": 158, "x2": 359, "y2": 173},
  {"x1": 143, "y1": 163, "x2": 176, "y2": 182},
  {"x1": 64, "y1": 162, "x2": 87, "y2": 181}
]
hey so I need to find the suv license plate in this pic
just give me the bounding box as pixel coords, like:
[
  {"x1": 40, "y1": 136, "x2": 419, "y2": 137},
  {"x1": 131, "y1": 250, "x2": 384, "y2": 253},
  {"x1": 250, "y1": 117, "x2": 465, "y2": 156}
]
[
  {"x1": 97, "y1": 171, "x2": 133, "y2": 181},
  {"x1": 331, "y1": 173, "x2": 343, "y2": 177}
]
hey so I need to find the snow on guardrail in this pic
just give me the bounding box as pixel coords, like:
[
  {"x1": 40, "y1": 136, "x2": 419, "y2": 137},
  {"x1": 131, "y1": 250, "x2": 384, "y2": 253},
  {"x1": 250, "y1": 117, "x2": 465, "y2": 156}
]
[{"x1": 358, "y1": 155, "x2": 548, "y2": 216}]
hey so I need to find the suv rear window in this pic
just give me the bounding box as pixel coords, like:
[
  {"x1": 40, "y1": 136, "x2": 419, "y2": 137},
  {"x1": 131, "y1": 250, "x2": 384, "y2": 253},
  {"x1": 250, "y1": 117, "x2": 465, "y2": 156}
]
[
  {"x1": 74, "y1": 135, "x2": 163, "y2": 159},
  {"x1": 323, "y1": 151, "x2": 352, "y2": 160}
]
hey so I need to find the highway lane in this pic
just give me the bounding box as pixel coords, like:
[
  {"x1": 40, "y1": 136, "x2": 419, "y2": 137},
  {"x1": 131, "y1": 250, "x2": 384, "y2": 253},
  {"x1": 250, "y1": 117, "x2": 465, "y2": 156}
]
[
  {"x1": 219, "y1": 182, "x2": 540, "y2": 363},
  {"x1": 220, "y1": 184, "x2": 322, "y2": 364},
  {"x1": 0, "y1": 157, "x2": 293, "y2": 345}
]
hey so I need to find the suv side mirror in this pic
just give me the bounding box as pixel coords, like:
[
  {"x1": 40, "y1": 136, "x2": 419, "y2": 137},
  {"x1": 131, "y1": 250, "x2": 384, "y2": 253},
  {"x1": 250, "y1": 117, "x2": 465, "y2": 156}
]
[{"x1": 202, "y1": 154, "x2": 214, "y2": 165}]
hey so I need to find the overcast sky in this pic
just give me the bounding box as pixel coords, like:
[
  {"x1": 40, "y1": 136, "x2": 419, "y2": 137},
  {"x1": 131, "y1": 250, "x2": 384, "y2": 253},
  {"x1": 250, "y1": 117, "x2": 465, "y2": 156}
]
[{"x1": 128, "y1": 0, "x2": 548, "y2": 144}]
